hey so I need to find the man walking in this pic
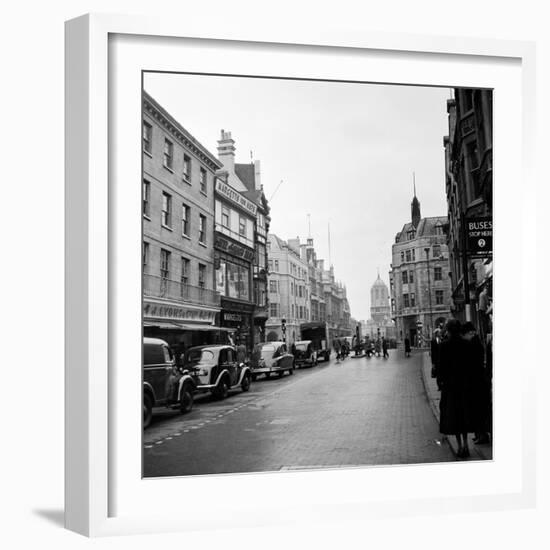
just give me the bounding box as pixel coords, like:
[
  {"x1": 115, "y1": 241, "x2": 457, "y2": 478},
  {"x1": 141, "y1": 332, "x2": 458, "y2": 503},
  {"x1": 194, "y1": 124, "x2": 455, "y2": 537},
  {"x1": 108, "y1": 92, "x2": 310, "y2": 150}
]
[{"x1": 382, "y1": 337, "x2": 389, "y2": 358}]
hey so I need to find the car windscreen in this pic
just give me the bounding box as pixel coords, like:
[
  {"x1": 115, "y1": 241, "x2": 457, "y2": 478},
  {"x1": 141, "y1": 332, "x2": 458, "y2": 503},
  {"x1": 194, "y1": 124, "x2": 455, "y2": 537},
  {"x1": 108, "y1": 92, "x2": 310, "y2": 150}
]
[
  {"x1": 185, "y1": 349, "x2": 215, "y2": 365},
  {"x1": 294, "y1": 343, "x2": 308, "y2": 351}
]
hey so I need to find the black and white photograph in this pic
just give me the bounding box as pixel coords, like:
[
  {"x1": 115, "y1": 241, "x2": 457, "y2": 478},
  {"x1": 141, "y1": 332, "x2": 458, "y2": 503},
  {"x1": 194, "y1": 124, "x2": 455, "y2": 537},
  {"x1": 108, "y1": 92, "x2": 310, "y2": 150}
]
[{"x1": 141, "y1": 73, "x2": 493, "y2": 477}]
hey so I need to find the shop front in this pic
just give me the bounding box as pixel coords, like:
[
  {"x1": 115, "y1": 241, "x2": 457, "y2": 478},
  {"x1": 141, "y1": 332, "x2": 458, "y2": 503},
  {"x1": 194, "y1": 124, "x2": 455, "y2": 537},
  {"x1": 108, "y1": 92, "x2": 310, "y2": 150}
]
[
  {"x1": 219, "y1": 299, "x2": 255, "y2": 352},
  {"x1": 143, "y1": 297, "x2": 229, "y2": 356}
]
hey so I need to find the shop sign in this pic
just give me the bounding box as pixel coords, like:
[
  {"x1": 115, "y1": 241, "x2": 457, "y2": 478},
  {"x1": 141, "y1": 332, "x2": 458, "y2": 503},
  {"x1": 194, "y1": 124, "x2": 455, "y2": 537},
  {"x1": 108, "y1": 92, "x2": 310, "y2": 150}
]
[
  {"x1": 466, "y1": 216, "x2": 492, "y2": 257},
  {"x1": 215, "y1": 233, "x2": 255, "y2": 262},
  {"x1": 216, "y1": 179, "x2": 257, "y2": 216},
  {"x1": 144, "y1": 300, "x2": 216, "y2": 324}
]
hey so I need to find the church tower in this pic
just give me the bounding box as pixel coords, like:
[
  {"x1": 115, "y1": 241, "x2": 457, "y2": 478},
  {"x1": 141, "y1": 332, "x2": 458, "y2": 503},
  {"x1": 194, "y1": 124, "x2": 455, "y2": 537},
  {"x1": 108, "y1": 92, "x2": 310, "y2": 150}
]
[{"x1": 370, "y1": 272, "x2": 390, "y2": 323}]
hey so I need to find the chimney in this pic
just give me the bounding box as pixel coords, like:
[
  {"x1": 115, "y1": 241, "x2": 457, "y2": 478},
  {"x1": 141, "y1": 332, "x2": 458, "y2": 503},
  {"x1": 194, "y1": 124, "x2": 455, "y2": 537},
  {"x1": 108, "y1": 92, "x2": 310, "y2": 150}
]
[
  {"x1": 254, "y1": 160, "x2": 261, "y2": 191},
  {"x1": 217, "y1": 130, "x2": 235, "y2": 172}
]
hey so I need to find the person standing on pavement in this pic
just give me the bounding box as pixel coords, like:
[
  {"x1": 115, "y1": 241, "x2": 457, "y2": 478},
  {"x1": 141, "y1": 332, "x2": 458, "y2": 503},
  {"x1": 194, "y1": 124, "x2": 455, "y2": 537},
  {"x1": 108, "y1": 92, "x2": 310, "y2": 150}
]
[
  {"x1": 438, "y1": 319, "x2": 476, "y2": 459},
  {"x1": 382, "y1": 337, "x2": 389, "y2": 358},
  {"x1": 404, "y1": 337, "x2": 411, "y2": 357},
  {"x1": 461, "y1": 321, "x2": 491, "y2": 445},
  {"x1": 333, "y1": 338, "x2": 341, "y2": 363},
  {"x1": 430, "y1": 329, "x2": 443, "y2": 390},
  {"x1": 236, "y1": 342, "x2": 247, "y2": 365}
]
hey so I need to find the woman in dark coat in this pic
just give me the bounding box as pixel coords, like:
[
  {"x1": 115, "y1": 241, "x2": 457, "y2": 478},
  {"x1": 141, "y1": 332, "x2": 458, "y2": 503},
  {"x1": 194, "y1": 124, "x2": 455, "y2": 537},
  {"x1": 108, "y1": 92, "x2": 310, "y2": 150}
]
[
  {"x1": 404, "y1": 337, "x2": 411, "y2": 357},
  {"x1": 438, "y1": 319, "x2": 478, "y2": 458}
]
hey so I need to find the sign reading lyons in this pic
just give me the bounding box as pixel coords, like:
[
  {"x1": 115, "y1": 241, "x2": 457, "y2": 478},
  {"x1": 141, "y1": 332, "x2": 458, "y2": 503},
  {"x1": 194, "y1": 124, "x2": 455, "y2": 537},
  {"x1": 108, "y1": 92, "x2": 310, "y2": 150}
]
[
  {"x1": 216, "y1": 179, "x2": 257, "y2": 216},
  {"x1": 466, "y1": 216, "x2": 492, "y2": 257}
]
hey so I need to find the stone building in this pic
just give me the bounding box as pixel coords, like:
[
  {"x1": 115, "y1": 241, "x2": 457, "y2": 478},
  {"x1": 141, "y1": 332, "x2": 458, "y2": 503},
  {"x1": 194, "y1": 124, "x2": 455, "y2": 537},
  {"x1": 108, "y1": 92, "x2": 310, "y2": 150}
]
[
  {"x1": 390, "y1": 190, "x2": 452, "y2": 347},
  {"x1": 444, "y1": 89, "x2": 493, "y2": 336},
  {"x1": 364, "y1": 273, "x2": 396, "y2": 341},
  {"x1": 265, "y1": 234, "x2": 311, "y2": 343},
  {"x1": 142, "y1": 92, "x2": 224, "y2": 348}
]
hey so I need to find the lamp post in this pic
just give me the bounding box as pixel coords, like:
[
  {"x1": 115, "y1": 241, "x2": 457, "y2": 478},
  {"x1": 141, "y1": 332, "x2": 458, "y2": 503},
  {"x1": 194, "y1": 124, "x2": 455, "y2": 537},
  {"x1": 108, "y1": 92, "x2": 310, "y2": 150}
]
[{"x1": 424, "y1": 247, "x2": 434, "y2": 340}]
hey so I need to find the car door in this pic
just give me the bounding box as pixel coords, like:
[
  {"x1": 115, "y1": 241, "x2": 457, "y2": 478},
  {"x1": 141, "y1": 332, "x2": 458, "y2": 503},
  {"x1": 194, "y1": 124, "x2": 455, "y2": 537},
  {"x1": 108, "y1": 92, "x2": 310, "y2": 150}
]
[
  {"x1": 143, "y1": 342, "x2": 170, "y2": 405},
  {"x1": 226, "y1": 347, "x2": 239, "y2": 386}
]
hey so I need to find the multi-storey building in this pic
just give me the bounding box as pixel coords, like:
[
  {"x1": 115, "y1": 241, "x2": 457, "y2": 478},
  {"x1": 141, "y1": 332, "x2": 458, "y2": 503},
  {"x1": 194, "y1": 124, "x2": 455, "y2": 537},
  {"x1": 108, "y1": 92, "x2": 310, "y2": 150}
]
[
  {"x1": 302, "y1": 238, "x2": 325, "y2": 323},
  {"x1": 320, "y1": 262, "x2": 352, "y2": 339},
  {"x1": 444, "y1": 89, "x2": 493, "y2": 336},
  {"x1": 215, "y1": 131, "x2": 270, "y2": 347},
  {"x1": 390, "y1": 190, "x2": 452, "y2": 347},
  {"x1": 265, "y1": 234, "x2": 311, "y2": 343},
  {"x1": 142, "y1": 92, "x2": 223, "y2": 348}
]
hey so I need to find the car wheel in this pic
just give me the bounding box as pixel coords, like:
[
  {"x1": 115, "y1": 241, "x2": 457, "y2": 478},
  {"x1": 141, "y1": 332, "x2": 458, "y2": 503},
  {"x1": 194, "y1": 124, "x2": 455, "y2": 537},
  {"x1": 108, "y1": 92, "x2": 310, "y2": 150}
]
[
  {"x1": 217, "y1": 378, "x2": 229, "y2": 399},
  {"x1": 143, "y1": 393, "x2": 153, "y2": 429},
  {"x1": 241, "y1": 374, "x2": 251, "y2": 392},
  {"x1": 180, "y1": 383, "x2": 194, "y2": 414}
]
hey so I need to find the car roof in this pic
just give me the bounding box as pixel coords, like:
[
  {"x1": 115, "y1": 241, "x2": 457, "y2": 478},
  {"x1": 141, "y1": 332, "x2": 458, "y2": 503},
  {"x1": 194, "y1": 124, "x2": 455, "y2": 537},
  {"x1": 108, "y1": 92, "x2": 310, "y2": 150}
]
[
  {"x1": 294, "y1": 340, "x2": 311, "y2": 345},
  {"x1": 188, "y1": 345, "x2": 231, "y2": 351},
  {"x1": 258, "y1": 341, "x2": 285, "y2": 346},
  {"x1": 143, "y1": 337, "x2": 169, "y2": 346}
]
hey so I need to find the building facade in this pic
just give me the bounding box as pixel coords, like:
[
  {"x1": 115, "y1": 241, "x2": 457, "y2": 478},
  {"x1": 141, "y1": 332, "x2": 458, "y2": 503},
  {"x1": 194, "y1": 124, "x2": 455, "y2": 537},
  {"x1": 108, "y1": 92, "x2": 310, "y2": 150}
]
[
  {"x1": 390, "y1": 191, "x2": 452, "y2": 347},
  {"x1": 216, "y1": 130, "x2": 271, "y2": 347},
  {"x1": 265, "y1": 234, "x2": 311, "y2": 343},
  {"x1": 444, "y1": 89, "x2": 493, "y2": 336},
  {"x1": 142, "y1": 92, "x2": 223, "y2": 347}
]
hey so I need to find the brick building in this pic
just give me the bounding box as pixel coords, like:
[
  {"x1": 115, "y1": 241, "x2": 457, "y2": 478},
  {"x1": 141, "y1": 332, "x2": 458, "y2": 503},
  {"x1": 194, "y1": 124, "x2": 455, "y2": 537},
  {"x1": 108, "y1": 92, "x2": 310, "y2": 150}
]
[
  {"x1": 390, "y1": 190, "x2": 452, "y2": 347},
  {"x1": 142, "y1": 92, "x2": 224, "y2": 347}
]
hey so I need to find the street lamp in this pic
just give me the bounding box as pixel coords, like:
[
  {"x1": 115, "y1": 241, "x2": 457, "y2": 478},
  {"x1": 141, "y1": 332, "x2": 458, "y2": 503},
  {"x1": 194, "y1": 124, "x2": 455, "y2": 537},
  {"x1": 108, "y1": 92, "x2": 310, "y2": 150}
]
[{"x1": 424, "y1": 247, "x2": 434, "y2": 340}]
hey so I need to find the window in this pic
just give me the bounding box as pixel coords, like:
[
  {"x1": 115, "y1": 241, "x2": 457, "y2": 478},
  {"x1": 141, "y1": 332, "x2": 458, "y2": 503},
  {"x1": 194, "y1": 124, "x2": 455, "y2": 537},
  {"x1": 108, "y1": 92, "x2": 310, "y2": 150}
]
[
  {"x1": 226, "y1": 261, "x2": 250, "y2": 301},
  {"x1": 291, "y1": 304, "x2": 295, "y2": 318},
  {"x1": 401, "y1": 251, "x2": 405, "y2": 263},
  {"x1": 411, "y1": 249, "x2": 416, "y2": 261},
  {"x1": 268, "y1": 259, "x2": 273, "y2": 272},
  {"x1": 200, "y1": 168, "x2": 207, "y2": 194},
  {"x1": 142, "y1": 121, "x2": 152, "y2": 154},
  {"x1": 410, "y1": 293, "x2": 416, "y2": 307},
  {"x1": 142, "y1": 241, "x2": 149, "y2": 269},
  {"x1": 270, "y1": 303, "x2": 279, "y2": 318},
  {"x1": 198, "y1": 264, "x2": 206, "y2": 288},
  {"x1": 160, "y1": 249, "x2": 171, "y2": 294},
  {"x1": 181, "y1": 204, "x2": 190, "y2": 236},
  {"x1": 434, "y1": 267, "x2": 442, "y2": 281},
  {"x1": 163, "y1": 138, "x2": 173, "y2": 170},
  {"x1": 407, "y1": 230, "x2": 415, "y2": 240},
  {"x1": 239, "y1": 216, "x2": 246, "y2": 237},
  {"x1": 402, "y1": 271, "x2": 408, "y2": 284},
  {"x1": 463, "y1": 89, "x2": 474, "y2": 111},
  {"x1": 435, "y1": 290, "x2": 444, "y2": 305},
  {"x1": 433, "y1": 244, "x2": 441, "y2": 257},
  {"x1": 180, "y1": 257, "x2": 189, "y2": 285},
  {"x1": 142, "y1": 180, "x2": 150, "y2": 217},
  {"x1": 409, "y1": 271, "x2": 414, "y2": 284},
  {"x1": 435, "y1": 225, "x2": 443, "y2": 236},
  {"x1": 183, "y1": 155, "x2": 191, "y2": 182},
  {"x1": 269, "y1": 280, "x2": 278, "y2": 293},
  {"x1": 274, "y1": 260, "x2": 279, "y2": 272},
  {"x1": 405, "y1": 250, "x2": 411, "y2": 262},
  {"x1": 161, "y1": 192, "x2": 172, "y2": 227},
  {"x1": 403, "y1": 293, "x2": 410, "y2": 308},
  {"x1": 221, "y1": 205, "x2": 230, "y2": 228},
  {"x1": 199, "y1": 215, "x2": 206, "y2": 244}
]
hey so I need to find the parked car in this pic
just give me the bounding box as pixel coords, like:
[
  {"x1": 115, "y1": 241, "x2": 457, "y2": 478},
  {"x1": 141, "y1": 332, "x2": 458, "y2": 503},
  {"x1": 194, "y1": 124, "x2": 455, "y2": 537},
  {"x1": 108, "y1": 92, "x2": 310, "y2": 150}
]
[
  {"x1": 184, "y1": 345, "x2": 252, "y2": 399},
  {"x1": 293, "y1": 340, "x2": 318, "y2": 368},
  {"x1": 300, "y1": 321, "x2": 331, "y2": 361},
  {"x1": 249, "y1": 342, "x2": 295, "y2": 380},
  {"x1": 143, "y1": 337, "x2": 196, "y2": 429}
]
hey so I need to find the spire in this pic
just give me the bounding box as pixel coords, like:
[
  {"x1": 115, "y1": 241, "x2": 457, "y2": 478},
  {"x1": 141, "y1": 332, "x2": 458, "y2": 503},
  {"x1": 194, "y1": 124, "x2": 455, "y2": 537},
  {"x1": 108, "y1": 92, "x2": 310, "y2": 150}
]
[{"x1": 411, "y1": 172, "x2": 421, "y2": 228}]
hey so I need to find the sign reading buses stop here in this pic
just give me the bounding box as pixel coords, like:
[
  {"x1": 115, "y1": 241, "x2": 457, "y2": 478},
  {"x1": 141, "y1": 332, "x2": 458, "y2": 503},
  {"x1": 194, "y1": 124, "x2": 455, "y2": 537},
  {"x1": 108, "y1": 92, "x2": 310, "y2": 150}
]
[{"x1": 466, "y1": 216, "x2": 492, "y2": 257}]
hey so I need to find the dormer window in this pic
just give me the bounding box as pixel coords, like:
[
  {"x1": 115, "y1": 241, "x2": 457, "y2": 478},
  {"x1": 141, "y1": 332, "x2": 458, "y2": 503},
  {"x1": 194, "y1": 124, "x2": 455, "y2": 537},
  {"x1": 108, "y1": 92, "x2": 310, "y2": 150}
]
[{"x1": 407, "y1": 230, "x2": 415, "y2": 240}]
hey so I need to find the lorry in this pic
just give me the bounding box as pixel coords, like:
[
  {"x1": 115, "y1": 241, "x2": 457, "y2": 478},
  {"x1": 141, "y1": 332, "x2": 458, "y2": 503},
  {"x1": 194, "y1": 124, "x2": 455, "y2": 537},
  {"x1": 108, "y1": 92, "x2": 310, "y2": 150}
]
[{"x1": 299, "y1": 322, "x2": 331, "y2": 362}]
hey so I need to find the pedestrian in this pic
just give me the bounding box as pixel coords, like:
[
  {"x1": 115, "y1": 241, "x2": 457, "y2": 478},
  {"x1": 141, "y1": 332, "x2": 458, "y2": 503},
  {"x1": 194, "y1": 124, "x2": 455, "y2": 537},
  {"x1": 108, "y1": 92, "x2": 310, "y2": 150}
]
[
  {"x1": 382, "y1": 337, "x2": 389, "y2": 358},
  {"x1": 461, "y1": 322, "x2": 491, "y2": 445},
  {"x1": 333, "y1": 338, "x2": 341, "y2": 363},
  {"x1": 363, "y1": 337, "x2": 371, "y2": 357},
  {"x1": 404, "y1": 337, "x2": 411, "y2": 357},
  {"x1": 438, "y1": 319, "x2": 477, "y2": 459},
  {"x1": 236, "y1": 342, "x2": 247, "y2": 365},
  {"x1": 430, "y1": 329, "x2": 443, "y2": 390},
  {"x1": 374, "y1": 338, "x2": 381, "y2": 357}
]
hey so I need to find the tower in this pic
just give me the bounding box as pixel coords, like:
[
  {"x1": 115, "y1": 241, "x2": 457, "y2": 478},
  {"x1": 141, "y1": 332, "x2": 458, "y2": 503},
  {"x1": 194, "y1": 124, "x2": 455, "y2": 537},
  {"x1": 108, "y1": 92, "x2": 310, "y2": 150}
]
[{"x1": 411, "y1": 174, "x2": 421, "y2": 228}]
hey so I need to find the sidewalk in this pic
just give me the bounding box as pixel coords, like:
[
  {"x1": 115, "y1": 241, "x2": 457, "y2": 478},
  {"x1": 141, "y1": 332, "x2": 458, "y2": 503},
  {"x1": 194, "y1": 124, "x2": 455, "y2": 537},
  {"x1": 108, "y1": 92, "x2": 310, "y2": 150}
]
[{"x1": 420, "y1": 352, "x2": 493, "y2": 461}]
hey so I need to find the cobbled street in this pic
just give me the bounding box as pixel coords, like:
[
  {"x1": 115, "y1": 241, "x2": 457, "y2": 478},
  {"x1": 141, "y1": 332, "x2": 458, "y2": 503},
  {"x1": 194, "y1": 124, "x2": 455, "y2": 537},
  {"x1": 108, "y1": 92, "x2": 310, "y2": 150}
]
[{"x1": 144, "y1": 351, "x2": 454, "y2": 477}]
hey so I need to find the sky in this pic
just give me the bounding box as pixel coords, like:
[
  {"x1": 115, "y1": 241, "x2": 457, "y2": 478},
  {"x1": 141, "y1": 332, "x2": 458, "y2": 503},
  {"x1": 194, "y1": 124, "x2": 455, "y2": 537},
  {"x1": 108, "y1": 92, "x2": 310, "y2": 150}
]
[{"x1": 144, "y1": 73, "x2": 451, "y2": 321}]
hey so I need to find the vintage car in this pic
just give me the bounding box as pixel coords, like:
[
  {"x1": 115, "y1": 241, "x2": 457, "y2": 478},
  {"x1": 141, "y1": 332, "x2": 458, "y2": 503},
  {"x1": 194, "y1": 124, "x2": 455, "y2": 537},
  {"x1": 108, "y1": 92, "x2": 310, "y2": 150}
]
[
  {"x1": 143, "y1": 337, "x2": 196, "y2": 429},
  {"x1": 249, "y1": 342, "x2": 295, "y2": 380},
  {"x1": 184, "y1": 345, "x2": 252, "y2": 399},
  {"x1": 293, "y1": 340, "x2": 318, "y2": 368}
]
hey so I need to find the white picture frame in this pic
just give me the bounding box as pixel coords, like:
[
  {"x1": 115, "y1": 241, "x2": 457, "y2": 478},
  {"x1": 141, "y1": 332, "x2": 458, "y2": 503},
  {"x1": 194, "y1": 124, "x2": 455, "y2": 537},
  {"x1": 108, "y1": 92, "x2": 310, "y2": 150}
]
[{"x1": 65, "y1": 13, "x2": 537, "y2": 537}]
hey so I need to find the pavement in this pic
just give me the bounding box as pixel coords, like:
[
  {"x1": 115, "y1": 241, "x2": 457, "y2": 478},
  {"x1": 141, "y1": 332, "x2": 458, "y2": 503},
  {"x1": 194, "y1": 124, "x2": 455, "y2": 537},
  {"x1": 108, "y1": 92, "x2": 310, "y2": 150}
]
[
  {"x1": 420, "y1": 350, "x2": 493, "y2": 461},
  {"x1": 144, "y1": 350, "x2": 456, "y2": 477}
]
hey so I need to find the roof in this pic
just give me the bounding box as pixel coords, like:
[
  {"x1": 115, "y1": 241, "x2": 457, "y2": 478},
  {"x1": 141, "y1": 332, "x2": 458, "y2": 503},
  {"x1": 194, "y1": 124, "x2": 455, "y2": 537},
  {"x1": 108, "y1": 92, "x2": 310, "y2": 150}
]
[
  {"x1": 395, "y1": 216, "x2": 448, "y2": 243},
  {"x1": 235, "y1": 163, "x2": 256, "y2": 192}
]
